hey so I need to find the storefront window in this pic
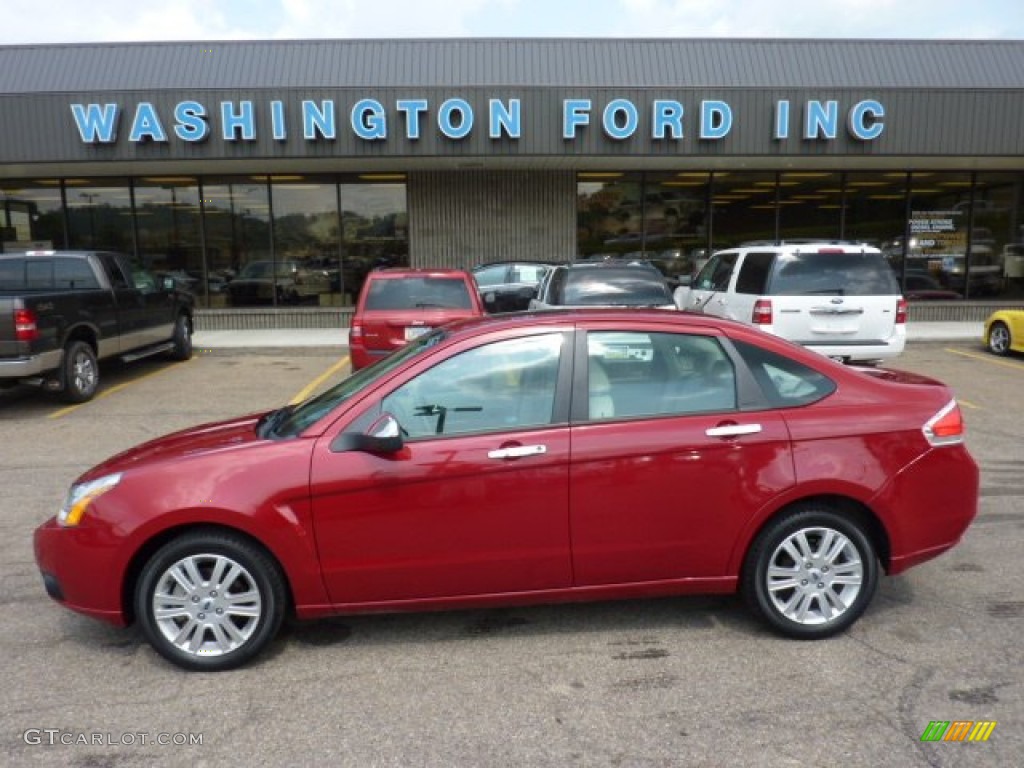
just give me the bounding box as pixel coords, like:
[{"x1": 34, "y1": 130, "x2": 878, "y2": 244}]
[
  {"x1": 577, "y1": 173, "x2": 644, "y2": 259},
  {"x1": 777, "y1": 172, "x2": 842, "y2": 242},
  {"x1": 708, "y1": 172, "x2": 778, "y2": 251},
  {"x1": 643, "y1": 172, "x2": 709, "y2": 278},
  {"x1": 272, "y1": 178, "x2": 342, "y2": 306},
  {"x1": 972, "y1": 172, "x2": 1024, "y2": 299},
  {"x1": 339, "y1": 179, "x2": 408, "y2": 303},
  {"x1": 203, "y1": 178, "x2": 272, "y2": 307},
  {"x1": 133, "y1": 178, "x2": 204, "y2": 302},
  {"x1": 844, "y1": 172, "x2": 907, "y2": 254},
  {"x1": 66, "y1": 179, "x2": 133, "y2": 252},
  {"x1": 0, "y1": 181, "x2": 66, "y2": 251},
  {"x1": 906, "y1": 173, "x2": 979, "y2": 297}
]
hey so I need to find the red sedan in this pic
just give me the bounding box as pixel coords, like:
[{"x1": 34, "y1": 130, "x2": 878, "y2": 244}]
[{"x1": 34, "y1": 310, "x2": 979, "y2": 671}]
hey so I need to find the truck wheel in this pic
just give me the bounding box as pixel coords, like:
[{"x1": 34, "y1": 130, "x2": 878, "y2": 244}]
[
  {"x1": 61, "y1": 341, "x2": 99, "y2": 403},
  {"x1": 168, "y1": 314, "x2": 193, "y2": 361}
]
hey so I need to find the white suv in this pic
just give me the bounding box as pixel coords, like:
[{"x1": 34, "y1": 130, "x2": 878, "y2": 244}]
[{"x1": 674, "y1": 242, "x2": 907, "y2": 362}]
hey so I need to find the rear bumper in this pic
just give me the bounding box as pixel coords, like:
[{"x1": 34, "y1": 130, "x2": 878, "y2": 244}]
[
  {"x1": 795, "y1": 333, "x2": 907, "y2": 362},
  {"x1": 0, "y1": 348, "x2": 62, "y2": 379}
]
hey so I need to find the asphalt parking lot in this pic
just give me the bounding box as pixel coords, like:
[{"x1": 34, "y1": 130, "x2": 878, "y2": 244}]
[{"x1": 1, "y1": 341, "x2": 1021, "y2": 767}]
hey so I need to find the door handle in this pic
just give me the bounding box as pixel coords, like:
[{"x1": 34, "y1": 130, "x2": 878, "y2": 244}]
[
  {"x1": 488, "y1": 444, "x2": 547, "y2": 459},
  {"x1": 705, "y1": 424, "x2": 762, "y2": 438}
]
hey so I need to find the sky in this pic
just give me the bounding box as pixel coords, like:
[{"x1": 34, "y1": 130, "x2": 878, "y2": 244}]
[{"x1": 3, "y1": 0, "x2": 1024, "y2": 44}]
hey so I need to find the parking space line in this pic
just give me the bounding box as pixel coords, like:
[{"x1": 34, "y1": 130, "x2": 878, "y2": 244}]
[
  {"x1": 945, "y1": 347, "x2": 1024, "y2": 371},
  {"x1": 48, "y1": 358, "x2": 198, "y2": 419},
  {"x1": 289, "y1": 355, "x2": 351, "y2": 405}
]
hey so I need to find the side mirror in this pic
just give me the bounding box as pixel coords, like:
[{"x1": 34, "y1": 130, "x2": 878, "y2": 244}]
[
  {"x1": 676, "y1": 274, "x2": 693, "y2": 287},
  {"x1": 330, "y1": 413, "x2": 405, "y2": 454},
  {"x1": 162, "y1": 277, "x2": 176, "y2": 292}
]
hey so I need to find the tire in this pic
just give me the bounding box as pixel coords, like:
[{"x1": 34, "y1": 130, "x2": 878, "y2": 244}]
[
  {"x1": 168, "y1": 313, "x2": 193, "y2": 361},
  {"x1": 742, "y1": 506, "x2": 879, "y2": 640},
  {"x1": 134, "y1": 531, "x2": 287, "y2": 672},
  {"x1": 60, "y1": 340, "x2": 99, "y2": 403},
  {"x1": 987, "y1": 321, "x2": 1011, "y2": 356}
]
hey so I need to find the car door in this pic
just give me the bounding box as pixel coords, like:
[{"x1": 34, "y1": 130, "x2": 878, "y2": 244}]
[
  {"x1": 310, "y1": 331, "x2": 574, "y2": 605},
  {"x1": 680, "y1": 252, "x2": 739, "y2": 318},
  {"x1": 568, "y1": 326, "x2": 795, "y2": 585},
  {"x1": 114, "y1": 255, "x2": 175, "y2": 347}
]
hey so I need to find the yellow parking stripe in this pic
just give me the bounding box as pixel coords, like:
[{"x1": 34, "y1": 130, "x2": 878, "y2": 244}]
[
  {"x1": 48, "y1": 358, "x2": 197, "y2": 419},
  {"x1": 945, "y1": 347, "x2": 1024, "y2": 371},
  {"x1": 289, "y1": 355, "x2": 351, "y2": 405}
]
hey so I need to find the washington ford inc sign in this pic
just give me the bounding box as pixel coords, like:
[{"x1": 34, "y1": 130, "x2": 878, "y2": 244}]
[{"x1": 70, "y1": 97, "x2": 886, "y2": 145}]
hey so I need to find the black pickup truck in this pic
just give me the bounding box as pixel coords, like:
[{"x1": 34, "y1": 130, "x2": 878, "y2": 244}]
[{"x1": 0, "y1": 250, "x2": 194, "y2": 402}]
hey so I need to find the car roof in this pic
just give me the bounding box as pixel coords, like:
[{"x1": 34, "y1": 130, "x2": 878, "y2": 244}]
[
  {"x1": 369, "y1": 268, "x2": 472, "y2": 279},
  {"x1": 439, "y1": 307, "x2": 740, "y2": 338}
]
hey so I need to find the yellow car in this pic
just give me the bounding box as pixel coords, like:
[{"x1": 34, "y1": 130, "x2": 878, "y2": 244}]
[{"x1": 983, "y1": 309, "x2": 1024, "y2": 355}]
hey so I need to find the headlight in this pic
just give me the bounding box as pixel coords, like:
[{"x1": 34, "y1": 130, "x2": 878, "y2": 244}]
[{"x1": 57, "y1": 473, "x2": 122, "y2": 527}]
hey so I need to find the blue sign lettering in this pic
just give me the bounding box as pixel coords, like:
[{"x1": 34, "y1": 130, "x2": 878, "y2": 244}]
[
  {"x1": 700, "y1": 100, "x2": 733, "y2": 140},
  {"x1": 804, "y1": 100, "x2": 839, "y2": 140},
  {"x1": 603, "y1": 99, "x2": 639, "y2": 140},
  {"x1": 303, "y1": 100, "x2": 336, "y2": 140},
  {"x1": 489, "y1": 99, "x2": 521, "y2": 139},
  {"x1": 270, "y1": 101, "x2": 287, "y2": 141},
  {"x1": 220, "y1": 101, "x2": 256, "y2": 141},
  {"x1": 71, "y1": 103, "x2": 120, "y2": 143},
  {"x1": 397, "y1": 99, "x2": 428, "y2": 140},
  {"x1": 652, "y1": 100, "x2": 684, "y2": 139},
  {"x1": 848, "y1": 99, "x2": 885, "y2": 140},
  {"x1": 129, "y1": 103, "x2": 167, "y2": 142},
  {"x1": 774, "y1": 100, "x2": 790, "y2": 140},
  {"x1": 352, "y1": 99, "x2": 387, "y2": 140},
  {"x1": 174, "y1": 101, "x2": 209, "y2": 142},
  {"x1": 439, "y1": 99, "x2": 473, "y2": 139},
  {"x1": 563, "y1": 99, "x2": 592, "y2": 139}
]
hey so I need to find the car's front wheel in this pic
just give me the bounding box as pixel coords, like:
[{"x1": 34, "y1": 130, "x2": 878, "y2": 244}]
[
  {"x1": 135, "y1": 531, "x2": 287, "y2": 671},
  {"x1": 168, "y1": 313, "x2": 193, "y2": 361},
  {"x1": 987, "y1": 321, "x2": 1011, "y2": 356},
  {"x1": 743, "y1": 506, "x2": 879, "y2": 639}
]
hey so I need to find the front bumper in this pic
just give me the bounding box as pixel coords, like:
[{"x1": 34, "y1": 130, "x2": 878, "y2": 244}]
[{"x1": 33, "y1": 517, "x2": 128, "y2": 626}]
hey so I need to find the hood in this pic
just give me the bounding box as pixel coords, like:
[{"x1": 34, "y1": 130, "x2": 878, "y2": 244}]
[{"x1": 80, "y1": 412, "x2": 266, "y2": 482}]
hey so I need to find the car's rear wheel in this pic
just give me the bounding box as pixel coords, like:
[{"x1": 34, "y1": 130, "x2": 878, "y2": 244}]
[
  {"x1": 135, "y1": 531, "x2": 286, "y2": 671},
  {"x1": 743, "y1": 506, "x2": 878, "y2": 639},
  {"x1": 987, "y1": 321, "x2": 1011, "y2": 356},
  {"x1": 60, "y1": 340, "x2": 99, "y2": 403}
]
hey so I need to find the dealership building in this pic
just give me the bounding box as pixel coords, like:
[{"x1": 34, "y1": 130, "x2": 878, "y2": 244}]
[{"x1": 1, "y1": 38, "x2": 1023, "y2": 326}]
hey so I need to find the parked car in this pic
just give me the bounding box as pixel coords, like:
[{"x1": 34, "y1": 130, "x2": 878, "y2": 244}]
[
  {"x1": 530, "y1": 262, "x2": 676, "y2": 310},
  {"x1": 225, "y1": 260, "x2": 330, "y2": 306},
  {"x1": 0, "y1": 250, "x2": 194, "y2": 402},
  {"x1": 348, "y1": 268, "x2": 485, "y2": 370},
  {"x1": 34, "y1": 309, "x2": 978, "y2": 671},
  {"x1": 675, "y1": 242, "x2": 906, "y2": 363},
  {"x1": 901, "y1": 270, "x2": 961, "y2": 301},
  {"x1": 472, "y1": 261, "x2": 553, "y2": 313},
  {"x1": 983, "y1": 309, "x2": 1024, "y2": 356}
]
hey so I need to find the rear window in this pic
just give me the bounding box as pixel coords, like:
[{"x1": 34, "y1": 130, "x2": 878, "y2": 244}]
[
  {"x1": 364, "y1": 276, "x2": 473, "y2": 310},
  {"x1": 0, "y1": 257, "x2": 101, "y2": 291},
  {"x1": 766, "y1": 251, "x2": 899, "y2": 296},
  {"x1": 560, "y1": 267, "x2": 672, "y2": 306}
]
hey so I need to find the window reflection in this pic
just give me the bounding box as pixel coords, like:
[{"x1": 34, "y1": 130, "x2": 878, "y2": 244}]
[
  {"x1": 340, "y1": 181, "x2": 409, "y2": 302},
  {"x1": 203, "y1": 179, "x2": 272, "y2": 307},
  {"x1": 0, "y1": 181, "x2": 66, "y2": 250},
  {"x1": 272, "y1": 179, "x2": 341, "y2": 306},
  {"x1": 777, "y1": 172, "x2": 842, "y2": 242},
  {"x1": 67, "y1": 180, "x2": 133, "y2": 252},
  {"x1": 133, "y1": 178, "x2": 204, "y2": 302},
  {"x1": 708, "y1": 172, "x2": 777, "y2": 251}
]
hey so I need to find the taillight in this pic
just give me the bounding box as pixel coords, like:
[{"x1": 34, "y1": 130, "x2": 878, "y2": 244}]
[
  {"x1": 349, "y1": 322, "x2": 362, "y2": 339},
  {"x1": 752, "y1": 298, "x2": 773, "y2": 325},
  {"x1": 923, "y1": 400, "x2": 964, "y2": 446},
  {"x1": 14, "y1": 308, "x2": 39, "y2": 342},
  {"x1": 895, "y1": 297, "x2": 908, "y2": 324}
]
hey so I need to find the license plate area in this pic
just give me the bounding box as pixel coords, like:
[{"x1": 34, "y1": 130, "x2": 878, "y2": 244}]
[{"x1": 404, "y1": 326, "x2": 431, "y2": 341}]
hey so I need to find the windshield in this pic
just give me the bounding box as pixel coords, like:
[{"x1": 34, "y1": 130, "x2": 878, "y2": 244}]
[{"x1": 272, "y1": 329, "x2": 448, "y2": 437}]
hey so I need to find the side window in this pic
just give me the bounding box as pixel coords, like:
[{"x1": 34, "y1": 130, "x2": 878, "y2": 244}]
[
  {"x1": 472, "y1": 264, "x2": 507, "y2": 287},
  {"x1": 382, "y1": 333, "x2": 564, "y2": 439},
  {"x1": 545, "y1": 268, "x2": 567, "y2": 304},
  {"x1": 695, "y1": 253, "x2": 738, "y2": 292},
  {"x1": 99, "y1": 255, "x2": 130, "y2": 290},
  {"x1": 732, "y1": 339, "x2": 836, "y2": 407},
  {"x1": 585, "y1": 331, "x2": 737, "y2": 421},
  {"x1": 54, "y1": 258, "x2": 101, "y2": 290},
  {"x1": 734, "y1": 252, "x2": 775, "y2": 295}
]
